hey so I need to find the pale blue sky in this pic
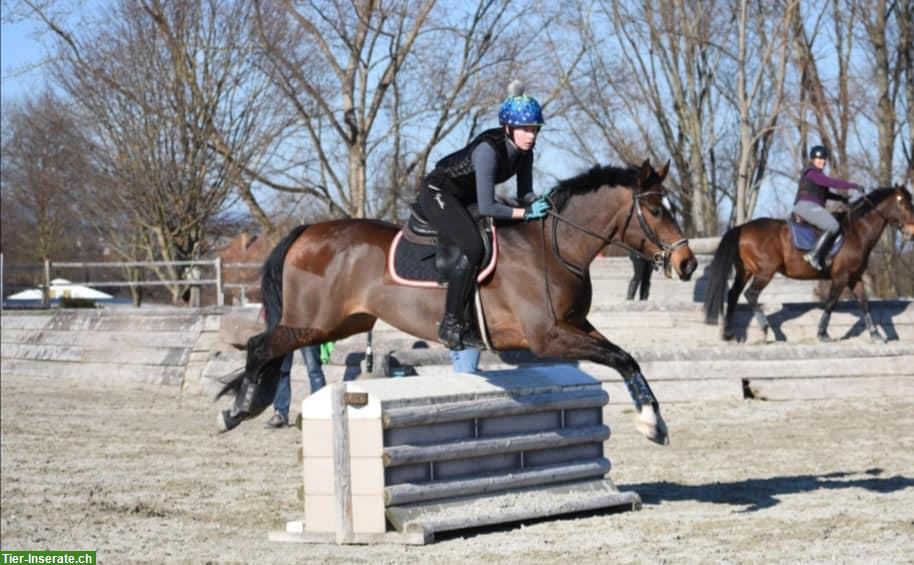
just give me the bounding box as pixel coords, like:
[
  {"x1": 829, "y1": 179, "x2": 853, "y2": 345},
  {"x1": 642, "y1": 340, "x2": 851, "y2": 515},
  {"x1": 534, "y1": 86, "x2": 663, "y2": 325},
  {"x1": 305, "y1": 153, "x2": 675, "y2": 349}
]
[{"x1": 1, "y1": 14, "x2": 45, "y2": 101}]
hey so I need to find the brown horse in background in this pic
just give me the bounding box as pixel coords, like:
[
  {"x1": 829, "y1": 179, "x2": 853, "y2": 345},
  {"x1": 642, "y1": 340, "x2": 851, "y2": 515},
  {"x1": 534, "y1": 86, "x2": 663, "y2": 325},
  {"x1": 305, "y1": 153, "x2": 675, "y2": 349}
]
[
  {"x1": 217, "y1": 160, "x2": 697, "y2": 444},
  {"x1": 704, "y1": 185, "x2": 914, "y2": 342}
]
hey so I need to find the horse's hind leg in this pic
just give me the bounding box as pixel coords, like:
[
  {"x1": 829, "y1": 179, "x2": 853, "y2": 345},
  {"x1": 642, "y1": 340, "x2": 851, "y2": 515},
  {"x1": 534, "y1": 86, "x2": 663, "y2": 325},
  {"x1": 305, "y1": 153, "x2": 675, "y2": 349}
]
[
  {"x1": 723, "y1": 268, "x2": 748, "y2": 340},
  {"x1": 218, "y1": 325, "x2": 325, "y2": 432},
  {"x1": 743, "y1": 274, "x2": 773, "y2": 343}
]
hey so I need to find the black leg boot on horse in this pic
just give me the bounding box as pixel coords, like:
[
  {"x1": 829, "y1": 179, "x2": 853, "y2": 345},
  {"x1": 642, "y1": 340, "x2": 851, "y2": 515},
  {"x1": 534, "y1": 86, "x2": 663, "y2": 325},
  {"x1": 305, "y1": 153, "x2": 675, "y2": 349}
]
[
  {"x1": 804, "y1": 229, "x2": 839, "y2": 271},
  {"x1": 439, "y1": 254, "x2": 486, "y2": 350},
  {"x1": 216, "y1": 327, "x2": 288, "y2": 432}
]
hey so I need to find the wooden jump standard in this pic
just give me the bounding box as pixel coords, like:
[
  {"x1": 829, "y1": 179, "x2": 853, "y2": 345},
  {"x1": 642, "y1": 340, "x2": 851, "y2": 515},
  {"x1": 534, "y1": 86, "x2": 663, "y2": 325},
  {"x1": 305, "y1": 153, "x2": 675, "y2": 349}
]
[{"x1": 270, "y1": 367, "x2": 641, "y2": 545}]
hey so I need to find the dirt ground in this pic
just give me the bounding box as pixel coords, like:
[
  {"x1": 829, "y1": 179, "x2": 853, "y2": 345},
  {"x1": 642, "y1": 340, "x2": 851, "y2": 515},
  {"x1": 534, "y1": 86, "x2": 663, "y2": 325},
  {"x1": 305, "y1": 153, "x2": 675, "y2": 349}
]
[{"x1": 1, "y1": 373, "x2": 913, "y2": 564}]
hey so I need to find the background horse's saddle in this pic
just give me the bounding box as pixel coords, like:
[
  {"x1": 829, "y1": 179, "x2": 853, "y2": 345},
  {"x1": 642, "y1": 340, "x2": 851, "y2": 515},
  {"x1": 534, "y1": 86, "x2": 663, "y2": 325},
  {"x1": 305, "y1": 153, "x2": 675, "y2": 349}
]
[
  {"x1": 391, "y1": 203, "x2": 495, "y2": 285},
  {"x1": 788, "y1": 214, "x2": 844, "y2": 256}
]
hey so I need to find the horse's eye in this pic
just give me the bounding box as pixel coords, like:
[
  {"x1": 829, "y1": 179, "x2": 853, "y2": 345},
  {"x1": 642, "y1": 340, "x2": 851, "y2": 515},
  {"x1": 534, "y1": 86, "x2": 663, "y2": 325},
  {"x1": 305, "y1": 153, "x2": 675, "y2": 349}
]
[{"x1": 649, "y1": 206, "x2": 661, "y2": 216}]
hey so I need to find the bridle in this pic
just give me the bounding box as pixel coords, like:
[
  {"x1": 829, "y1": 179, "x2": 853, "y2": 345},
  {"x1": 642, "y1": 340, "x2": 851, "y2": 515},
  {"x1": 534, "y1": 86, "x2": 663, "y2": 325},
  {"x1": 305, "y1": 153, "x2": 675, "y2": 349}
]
[
  {"x1": 852, "y1": 189, "x2": 908, "y2": 230},
  {"x1": 544, "y1": 188, "x2": 689, "y2": 278}
]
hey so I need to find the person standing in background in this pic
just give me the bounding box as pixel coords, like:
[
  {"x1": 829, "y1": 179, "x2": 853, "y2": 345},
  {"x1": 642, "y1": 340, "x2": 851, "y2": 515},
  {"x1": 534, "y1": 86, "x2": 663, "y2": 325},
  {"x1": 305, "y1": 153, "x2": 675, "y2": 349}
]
[
  {"x1": 265, "y1": 345, "x2": 326, "y2": 428},
  {"x1": 626, "y1": 252, "x2": 652, "y2": 301}
]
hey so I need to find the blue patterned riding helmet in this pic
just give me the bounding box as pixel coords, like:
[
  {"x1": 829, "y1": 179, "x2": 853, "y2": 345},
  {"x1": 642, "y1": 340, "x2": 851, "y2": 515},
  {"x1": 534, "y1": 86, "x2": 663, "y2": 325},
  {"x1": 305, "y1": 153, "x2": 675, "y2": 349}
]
[{"x1": 498, "y1": 94, "x2": 544, "y2": 127}]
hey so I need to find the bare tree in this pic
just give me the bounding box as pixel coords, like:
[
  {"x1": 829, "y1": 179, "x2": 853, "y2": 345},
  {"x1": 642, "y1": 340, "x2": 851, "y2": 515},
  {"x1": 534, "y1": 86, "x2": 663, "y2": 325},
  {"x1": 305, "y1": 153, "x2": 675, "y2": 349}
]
[
  {"x1": 854, "y1": 0, "x2": 913, "y2": 186},
  {"x1": 249, "y1": 0, "x2": 434, "y2": 220},
  {"x1": 902, "y1": 0, "x2": 914, "y2": 183},
  {"x1": 852, "y1": 0, "x2": 914, "y2": 297},
  {"x1": 34, "y1": 0, "x2": 279, "y2": 303},
  {"x1": 0, "y1": 92, "x2": 86, "y2": 262},
  {"x1": 789, "y1": 1, "x2": 861, "y2": 176},
  {"x1": 566, "y1": 0, "x2": 733, "y2": 236},
  {"x1": 248, "y1": 0, "x2": 546, "y2": 223},
  {"x1": 726, "y1": 0, "x2": 798, "y2": 224}
]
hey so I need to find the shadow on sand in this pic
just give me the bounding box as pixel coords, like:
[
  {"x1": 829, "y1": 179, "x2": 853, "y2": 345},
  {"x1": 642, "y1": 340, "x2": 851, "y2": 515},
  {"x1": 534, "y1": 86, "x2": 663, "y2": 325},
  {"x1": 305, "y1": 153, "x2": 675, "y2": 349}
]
[
  {"x1": 623, "y1": 468, "x2": 914, "y2": 512},
  {"x1": 724, "y1": 300, "x2": 910, "y2": 343}
]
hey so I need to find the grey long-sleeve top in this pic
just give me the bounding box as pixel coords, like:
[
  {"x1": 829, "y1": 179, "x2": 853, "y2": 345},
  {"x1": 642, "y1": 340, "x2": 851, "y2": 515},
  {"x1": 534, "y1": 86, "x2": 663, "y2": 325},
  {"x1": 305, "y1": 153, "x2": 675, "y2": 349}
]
[{"x1": 471, "y1": 140, "x2": 533, "y2": 219}]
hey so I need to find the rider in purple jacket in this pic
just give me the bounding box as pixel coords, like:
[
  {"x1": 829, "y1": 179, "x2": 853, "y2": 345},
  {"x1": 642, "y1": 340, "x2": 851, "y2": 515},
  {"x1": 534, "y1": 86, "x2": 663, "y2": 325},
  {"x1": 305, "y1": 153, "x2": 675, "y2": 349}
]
[{"x1": 793, "y1": 145, "x2": 863, "y2": 270}]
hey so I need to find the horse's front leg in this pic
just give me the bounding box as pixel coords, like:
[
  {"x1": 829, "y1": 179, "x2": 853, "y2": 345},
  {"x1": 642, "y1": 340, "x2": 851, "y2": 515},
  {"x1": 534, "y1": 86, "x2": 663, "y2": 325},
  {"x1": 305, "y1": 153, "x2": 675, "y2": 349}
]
[
  {"x1": 537, "y1": 322, "x2": 668, "y2": 445},
  {"x1": 850, "y1": 278, "x2": 885, "y2": 343}
]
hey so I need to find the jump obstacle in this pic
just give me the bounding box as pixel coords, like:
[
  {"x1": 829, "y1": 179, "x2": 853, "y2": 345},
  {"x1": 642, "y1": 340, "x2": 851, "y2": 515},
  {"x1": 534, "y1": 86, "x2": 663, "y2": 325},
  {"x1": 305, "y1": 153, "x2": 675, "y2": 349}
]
[{"x1": 269, "y1": 366, "x2": 641, "y2": 545}]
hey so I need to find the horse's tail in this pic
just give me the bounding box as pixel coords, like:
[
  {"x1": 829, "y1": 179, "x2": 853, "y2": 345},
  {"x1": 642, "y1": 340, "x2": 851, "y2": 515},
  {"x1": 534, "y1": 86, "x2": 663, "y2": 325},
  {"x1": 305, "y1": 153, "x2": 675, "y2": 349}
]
[
  {"x1": 703, "y1": 225, "x2": 742, "y2": 324},
  {"x1": 215, "y1": 225, "x2": 308, "y2": 401},
  {"x1": 262, "y1": 225, "x2": 309, "y2": 330}
]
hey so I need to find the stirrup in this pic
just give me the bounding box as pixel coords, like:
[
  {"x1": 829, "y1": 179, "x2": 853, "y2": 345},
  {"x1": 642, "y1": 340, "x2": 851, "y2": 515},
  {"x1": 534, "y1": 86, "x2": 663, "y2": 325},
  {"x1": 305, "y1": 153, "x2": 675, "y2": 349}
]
[
  {"x1": 438, "y1": 315, "x2": 463, "y2": 349},
  {"x1": 803, "y1": 251, "x2": 822, "y2": 270},
  {"x1": 459, "y1": 326, "x2": 487, "y2": 350}
]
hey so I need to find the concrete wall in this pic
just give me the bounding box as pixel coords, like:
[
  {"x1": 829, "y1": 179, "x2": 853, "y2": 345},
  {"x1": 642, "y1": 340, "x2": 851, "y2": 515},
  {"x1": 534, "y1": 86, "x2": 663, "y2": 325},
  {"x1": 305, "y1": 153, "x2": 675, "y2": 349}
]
[{"x1": 1, "y1": 308, "x2": 230, "y2": 395}]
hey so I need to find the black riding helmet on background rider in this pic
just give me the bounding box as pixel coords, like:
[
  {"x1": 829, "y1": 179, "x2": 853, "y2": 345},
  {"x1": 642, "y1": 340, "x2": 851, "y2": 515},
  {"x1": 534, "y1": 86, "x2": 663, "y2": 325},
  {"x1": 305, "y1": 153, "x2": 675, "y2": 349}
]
[{"x1": 809, "y1": 145, "x2": 829, "y2": 160}]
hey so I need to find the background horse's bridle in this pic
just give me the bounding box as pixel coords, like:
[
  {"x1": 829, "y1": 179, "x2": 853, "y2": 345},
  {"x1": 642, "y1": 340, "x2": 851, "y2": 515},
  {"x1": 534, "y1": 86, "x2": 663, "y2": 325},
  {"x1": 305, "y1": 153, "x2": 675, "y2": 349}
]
[
  {"x1": 852, "y1": 188, "x2": 905, "y2": 229},
  {"x1": 544, "y1": 188, "x2": 689, "y2": 278}
]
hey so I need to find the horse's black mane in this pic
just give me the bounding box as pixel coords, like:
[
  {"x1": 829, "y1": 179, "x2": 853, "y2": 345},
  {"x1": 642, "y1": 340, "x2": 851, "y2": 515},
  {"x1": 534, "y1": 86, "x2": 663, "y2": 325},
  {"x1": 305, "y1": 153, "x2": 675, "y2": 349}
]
[
  {"x1": 841, "y1": 187, "x2": 900, "y2": 222},
  {"x1": 547, "y1": 164, "x2": 644, "y2": 212}
]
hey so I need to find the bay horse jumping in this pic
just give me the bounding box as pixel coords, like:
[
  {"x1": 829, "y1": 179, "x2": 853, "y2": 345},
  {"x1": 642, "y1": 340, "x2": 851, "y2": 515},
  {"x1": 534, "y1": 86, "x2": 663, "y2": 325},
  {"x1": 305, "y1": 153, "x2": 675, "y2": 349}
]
[
  {"x1": 218, "y1": 160, "x2": 697, "y2": 444},
  {"x1": 704, "y1": 185, "x2": 914, "y2": 342}
]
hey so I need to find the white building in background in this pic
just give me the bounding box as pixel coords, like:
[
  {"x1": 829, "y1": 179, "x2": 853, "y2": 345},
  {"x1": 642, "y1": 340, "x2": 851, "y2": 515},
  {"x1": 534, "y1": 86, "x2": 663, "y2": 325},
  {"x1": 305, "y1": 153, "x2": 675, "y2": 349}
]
[{"x1": 6, "y1": 278, "x2": 114, "y2": 301}]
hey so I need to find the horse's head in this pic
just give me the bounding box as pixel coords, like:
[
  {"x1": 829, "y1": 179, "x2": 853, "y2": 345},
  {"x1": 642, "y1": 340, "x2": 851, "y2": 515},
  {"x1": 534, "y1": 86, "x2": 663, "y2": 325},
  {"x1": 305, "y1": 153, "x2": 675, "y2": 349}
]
[
  {"x1": 625, "y1": 159, "x2": 698, "y2": 281},
  {"x1": 889, "y1": 184, "x2": 914, "y2": 241}
]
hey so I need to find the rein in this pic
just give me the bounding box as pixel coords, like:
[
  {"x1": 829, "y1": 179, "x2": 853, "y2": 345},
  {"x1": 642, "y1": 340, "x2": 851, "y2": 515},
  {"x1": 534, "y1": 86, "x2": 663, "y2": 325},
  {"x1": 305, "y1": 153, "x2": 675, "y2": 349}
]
[
  {"x1": 544, "y1": 190, "x2": 688, "y2": 278},
  {"x1": 853, "y1": 190, "x2": 900, "y2": 229}
]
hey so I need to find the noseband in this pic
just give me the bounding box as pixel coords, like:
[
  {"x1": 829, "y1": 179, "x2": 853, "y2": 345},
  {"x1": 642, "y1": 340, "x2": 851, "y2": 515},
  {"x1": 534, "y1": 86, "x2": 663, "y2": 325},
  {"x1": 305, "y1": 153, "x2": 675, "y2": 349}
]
[{"x1": 544, "y1": 189, "x2": 689, "y2": 278}]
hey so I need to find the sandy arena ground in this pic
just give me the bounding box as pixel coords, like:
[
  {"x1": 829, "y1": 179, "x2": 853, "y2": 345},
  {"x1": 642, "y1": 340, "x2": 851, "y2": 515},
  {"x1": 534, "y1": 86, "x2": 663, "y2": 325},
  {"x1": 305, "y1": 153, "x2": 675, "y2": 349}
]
[{"x1": 1, "y1": 373, "x2": 913, "y2": 564}]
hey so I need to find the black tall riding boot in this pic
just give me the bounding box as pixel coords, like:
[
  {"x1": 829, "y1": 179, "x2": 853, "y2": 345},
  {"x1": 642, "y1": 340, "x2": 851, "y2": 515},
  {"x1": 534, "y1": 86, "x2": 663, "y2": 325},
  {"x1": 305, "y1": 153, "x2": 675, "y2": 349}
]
[
  {"x1": 439, "y1": 254, "x2": 483, "y2": 350},
  {"x1": 803, "y1": 230, "x2": 838, "y2": 270}
]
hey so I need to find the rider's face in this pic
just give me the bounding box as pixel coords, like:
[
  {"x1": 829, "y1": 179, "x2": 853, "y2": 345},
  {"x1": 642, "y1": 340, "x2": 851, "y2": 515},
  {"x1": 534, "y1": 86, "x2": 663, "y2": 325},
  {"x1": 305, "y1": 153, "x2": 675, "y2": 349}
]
[
  {"x1": 812, "y1": 156, "x2": 827, "y2": 168},
  {"x1": 508, "y1": 125, "x2": 539, "y2": 151}
]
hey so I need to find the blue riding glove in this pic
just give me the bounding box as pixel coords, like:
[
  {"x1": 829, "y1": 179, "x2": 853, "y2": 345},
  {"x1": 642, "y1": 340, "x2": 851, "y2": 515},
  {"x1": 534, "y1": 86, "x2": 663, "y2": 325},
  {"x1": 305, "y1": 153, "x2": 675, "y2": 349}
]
[{"x1": 523, "y1": 197, "x2": 551, "y2": 220}]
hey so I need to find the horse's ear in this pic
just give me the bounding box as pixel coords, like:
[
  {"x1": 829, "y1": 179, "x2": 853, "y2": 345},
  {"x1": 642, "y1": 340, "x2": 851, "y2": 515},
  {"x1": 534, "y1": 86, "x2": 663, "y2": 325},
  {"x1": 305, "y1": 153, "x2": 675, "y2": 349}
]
[
  {"x1": 658, "y1": 160, "x2": 670, "y2": 181},
  {"x1": 639, "y1": 159, "x2": 652, "y2": 187}
]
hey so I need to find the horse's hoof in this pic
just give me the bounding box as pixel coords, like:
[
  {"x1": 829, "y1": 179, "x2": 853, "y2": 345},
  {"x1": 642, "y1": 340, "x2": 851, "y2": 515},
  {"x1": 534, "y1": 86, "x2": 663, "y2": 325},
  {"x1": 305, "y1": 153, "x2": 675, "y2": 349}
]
[
  {"x1": 216, "y1": 409, "x2": 243, "y2": 433},
  {"x1": 635, "y1": 408, "x2": 670, "y2": 446},
  {"x1": 817, "y1": 333, "x2": 832, "y2": 343},
  {"x1": 869, "y1": 332, "x2": 887, "y2": 344}
]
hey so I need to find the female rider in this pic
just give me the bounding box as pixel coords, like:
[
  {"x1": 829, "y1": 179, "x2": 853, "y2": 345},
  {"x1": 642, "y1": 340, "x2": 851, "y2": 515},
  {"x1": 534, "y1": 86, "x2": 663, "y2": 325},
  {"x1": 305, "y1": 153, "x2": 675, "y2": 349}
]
[
  {"x1": 417, "y1": 83, "x2": 551, "y2": 349},
  {"x1": 793, "y1": 145, "x2": 863, "y2": 270}
]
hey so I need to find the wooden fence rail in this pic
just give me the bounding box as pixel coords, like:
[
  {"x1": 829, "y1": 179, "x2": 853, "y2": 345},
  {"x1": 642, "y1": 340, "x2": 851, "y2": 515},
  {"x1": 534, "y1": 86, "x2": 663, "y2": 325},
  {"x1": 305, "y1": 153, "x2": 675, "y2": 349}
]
[{"x1": 0, "y1": 253, "x2": 269, "y2": 308}]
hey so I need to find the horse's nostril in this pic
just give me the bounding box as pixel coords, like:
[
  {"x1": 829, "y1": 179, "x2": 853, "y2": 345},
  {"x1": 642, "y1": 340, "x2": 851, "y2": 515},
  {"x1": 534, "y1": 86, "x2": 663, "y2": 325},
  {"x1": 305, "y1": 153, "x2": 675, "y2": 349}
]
[{"x1": 678, "y1": 258, "x2": 696, "y2": 281}]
